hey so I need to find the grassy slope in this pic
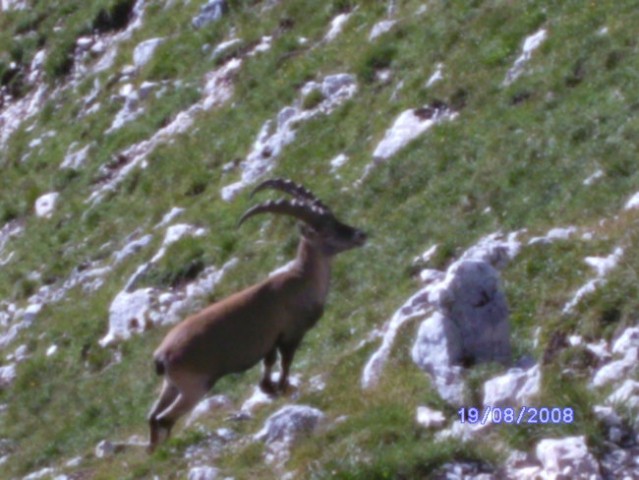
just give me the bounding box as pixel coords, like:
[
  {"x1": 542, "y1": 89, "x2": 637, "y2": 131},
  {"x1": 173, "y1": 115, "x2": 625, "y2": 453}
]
[{"x1": 1, "y1": 0, "x2": 639, "y2": 478}]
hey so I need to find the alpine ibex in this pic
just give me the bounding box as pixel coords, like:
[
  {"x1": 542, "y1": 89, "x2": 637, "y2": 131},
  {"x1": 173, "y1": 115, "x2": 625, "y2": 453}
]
[{"x1": 148, "y1": 178, "x2": 366, "y2": 451}]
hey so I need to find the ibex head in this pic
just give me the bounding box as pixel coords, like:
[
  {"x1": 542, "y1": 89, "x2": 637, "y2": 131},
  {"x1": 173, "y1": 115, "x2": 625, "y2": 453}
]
[{"x1": 239, "y1": 178, "x2": 367, "y2": 255}]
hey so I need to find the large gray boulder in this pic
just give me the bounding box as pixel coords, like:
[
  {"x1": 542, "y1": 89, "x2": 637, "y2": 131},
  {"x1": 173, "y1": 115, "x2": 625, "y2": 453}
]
[{"x1": 437, "y1": 260, "x2": 512, "y2": 365}]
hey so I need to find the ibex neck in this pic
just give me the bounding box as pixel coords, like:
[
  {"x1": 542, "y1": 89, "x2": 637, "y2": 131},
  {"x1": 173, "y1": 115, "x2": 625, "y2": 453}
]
[{"x1": 293, "y1": 237, "x2": 332, "y2": 300}]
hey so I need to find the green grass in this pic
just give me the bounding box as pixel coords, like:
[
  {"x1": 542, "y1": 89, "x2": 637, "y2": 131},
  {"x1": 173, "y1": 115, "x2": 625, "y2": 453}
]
[{"x1": 2, "y1": 0, "x2": 639, "y2": 478}]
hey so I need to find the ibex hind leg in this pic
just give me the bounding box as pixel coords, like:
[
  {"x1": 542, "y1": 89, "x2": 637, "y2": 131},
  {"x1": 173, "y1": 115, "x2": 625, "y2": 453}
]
[
  {"x1": 148, "y1": 380, "x2": 179, "y2": 452},
  {"x1": 154, "y1": 374, "x2": 209, "y2": 445}
]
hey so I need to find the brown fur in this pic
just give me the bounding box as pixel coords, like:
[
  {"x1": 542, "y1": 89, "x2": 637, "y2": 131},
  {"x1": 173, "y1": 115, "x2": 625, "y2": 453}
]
[{"x1": 147, "y1": 181, "x2": 366, "y2": 452}]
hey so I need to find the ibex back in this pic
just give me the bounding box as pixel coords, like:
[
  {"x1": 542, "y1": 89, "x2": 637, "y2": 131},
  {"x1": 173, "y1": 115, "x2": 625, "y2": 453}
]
[{"x1": 148, "y1": 178, "x2": 366, "y2": 451}]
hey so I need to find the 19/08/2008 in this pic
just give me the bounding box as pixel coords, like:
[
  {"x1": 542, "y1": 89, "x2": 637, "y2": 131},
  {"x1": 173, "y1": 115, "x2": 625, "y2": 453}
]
[{"x1": 457, "y1": 406, "x2": 574, "y2": 425}]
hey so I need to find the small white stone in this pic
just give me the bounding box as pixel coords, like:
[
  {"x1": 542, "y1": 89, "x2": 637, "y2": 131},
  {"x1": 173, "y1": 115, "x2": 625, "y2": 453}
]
[
  {"x1": 416, "y1": 406, "x2": 445, "y2": 428},
  {"x1": 34, "y1": 192, "x2": 60, "y2": 218},
  {"x1": 503, "y1": 29, "x2": 547, "y2": 85},
  {"x1": 369, "y1": 20, "x2": 397, "y2": 41},
  {"x1": 186, "y1": 395, "x2": 232, "y2": 426},
  {"x1": 372, "y1": 106, "x2": 456, "y2": 161},
  {"x1": 593, "y1": 405, "x2": 622, "y2": 426},
  {"x1": 624, "y1": 191, "x2": 639, "y2": 210},
  {"x1": 329, "y1": 153, "x2": 349, "y2": 172},
  {"x1": 65, "y1": 456, "x2": 83, "y2": 467},
  {"x1": 0, "y1": 363, "x2": 17, "y2": 388},
  {"x1": 133, "y1": 38, "x2": 165, "y2": 68},
  {"x1": 425, "y1": 63, "x2": 443, "y2": 88},
  {"x1": 483, "y1": 364, "x2": 541, "y2": 408},
  {"x1": 61, "y1": 143, "x2": 92, "y2": 170},
  {"x1": 13, "y1": 344, "x2": 28, "y2": 362},
  {"x1": 607, "y1": 380, "x2": 639, "y2": 410},
  {"x1": 612, "y1": 326, "x2": 639, "y2": 355},
  {"x1": 188, "y1": 466, "x2": 219, "y2": 480},
  {"x1": 22, "y1": 467, "x2": 57, "y2": 480},
  {"x1": 76, "y1": 37, "x2": 94, "y2": 50},
  {"x1": 95, "y1": 439, "x2": 113, "y2": 458},
  {"x1": 592, "y1": 348, "x2": 638, "y2": 388},
  {"x1": 568, "y1": 335, "x2": 583, "y2": 346},
  {"x1": 583, "y1": 169, "x2": 604, "y2": 186},
  {"x1": 325, "y1": 13, "x2": 351, "y2": 42}
]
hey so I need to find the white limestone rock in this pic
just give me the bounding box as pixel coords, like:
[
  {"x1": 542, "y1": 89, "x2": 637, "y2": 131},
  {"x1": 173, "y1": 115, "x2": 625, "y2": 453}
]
[
  {"x1": 61, "y1": 143, "x2": 92, "y2": 170},
  {"x1": 591, "y1": 347, "x2": 638, "y2": 388},
  {"x1": 0, "y1": 364, "x2": 17, "y2": 388},
  {"x1": 1, "y1": 0, "x2": 27, "y2": 10},
  {"x1": 416, "y1": 406, "x2": 445, "y2": 429},
  {"x1": 535, "y1": 436, "x2": 602, "y2": 479},
  {"x1": 0, "y1": 84, "x2": 48, "y2": 150},
  {"x1": 435, "y1": 419, "x2": 489, "y2": 443},
  {"x1": 211, "y1": 38, "x2": 242, "y2": 58},
  {"x1": 221, "y1": 74, "x2": 356, "y2": 201},
  {"x1": 113, "y1": 234, "x2": 153, "y2": 264},
  {"x1": 425, "y1": 63, "x2": 444, "y2": 88},
  {"x1": 593, "y1": 405, "x2": 622, "y2": 427},
  {"x1": 325, "y1": 13, "x2": 351, "y2": 42},
  {"x1": 192, "y1": 0, "x2": 227, "y2": 29},
  {"x1": 151, "y1": 224, "x2": 207, "y2": 263},
  {"x1": 187, "y1": 466, "x2": 220, "y2": 480},
  {"x1": 254, "y1": 405, "x2": 325, "y2": 466},
  {"x1": 528, "y1": 226, "x2": 578, "y2": 245},
  {"x1": 362, "y1": 286, "x2": 433, "y2": 390},
  {"x1": 563, "y1": 247, "x2": 623, "y2": 314},
  {"x1": 369, "y1": 20, "x2": 396, "y2": 41},
  {"x1": 599, "y1": 445, "x2": 639, "y2": 479},
  {"x1": 186, "y1": 395, "x2": 233, "y2": 426},
  {"x1": 607, "y1": 379, "x2": 639, "y2": 411},
  {"x1": 366, "y1": 232, "x2": 517, "y2": 402},
  {"x1": 34, "y1": 192, "x2": 59, "y2": 218},
  {"x1": 483, "y1": 364, "x2": 540, "y2": 408},
  {"x1": 584, "y1": 169, "x2": 604, "y2": 186},
  {"x1": 612, "y1": 326, "x2": 639, "y2": 356},
  {"x1": 624, "y1": 191, "x2": 639, "y2": 210},
  {"x1": 154, "y1": 207, "x2": 185, "y2": 229},
  {"x1": 371, "y1": 104, "x2": 456, "y2": 162},
  {"x1": 89, "y1": 58, "x2": 242, "y2": 205},
  {"x1": 133, "y1": 37, "x2": 164, "y2": 68},
  {"x1": 329, "y1": 153, "x2": 349, "y2": 174},
  {"x1": 436, "y1": 260, "x2": 512, "y2": 365},
  {"x1": 503, "y1": 29, "x2": 547, "y2": 85},
  {"x1": 411, "y1": 312, "x2": 466, "y2": 405},
  {"x1": 100, "y1": 288, "x2": 155, "y2": 347},
  {"x1": 22, "y1": 467, "x2": 57, "y2": 480}
]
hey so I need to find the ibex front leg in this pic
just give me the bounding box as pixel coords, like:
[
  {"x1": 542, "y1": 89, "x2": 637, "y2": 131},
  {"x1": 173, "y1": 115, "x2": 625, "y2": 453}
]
[
  {"x1": 278, "y1": 340, "x2": 300, "y2": 394},
  {"x1": 259, "y1": 347, "x2": 278, "y2": 395}
]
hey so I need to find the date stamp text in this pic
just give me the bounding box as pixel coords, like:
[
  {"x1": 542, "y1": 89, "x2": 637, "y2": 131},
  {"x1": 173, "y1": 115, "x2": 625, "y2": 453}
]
[{"x1": 457, "y1": 406, "x2": 574, "y2": 425}]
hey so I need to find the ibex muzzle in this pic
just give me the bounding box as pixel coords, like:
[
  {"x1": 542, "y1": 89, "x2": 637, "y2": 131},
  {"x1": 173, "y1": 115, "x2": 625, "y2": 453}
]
[{"x1": 147, "y1": 178, "x2": 366, "y2": 451}]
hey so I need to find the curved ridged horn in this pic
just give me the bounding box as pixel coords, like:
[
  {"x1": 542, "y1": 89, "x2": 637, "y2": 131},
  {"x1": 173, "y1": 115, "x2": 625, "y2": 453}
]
[
  {"x1": 250, "y1": 178, "x2": 331, "y2": 213},
  {"x1": 238, "y1": 199, "x2": 328, "y2": 228}
]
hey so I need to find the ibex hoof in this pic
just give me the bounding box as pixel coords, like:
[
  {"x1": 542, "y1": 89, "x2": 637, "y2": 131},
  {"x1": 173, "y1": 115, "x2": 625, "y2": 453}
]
[
  {"x1": 259, "y1": 378, "x2": 278, "y2": 396},
  {"x1": 278, "y1": 380, "x2": 294, "y2": 395}
]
